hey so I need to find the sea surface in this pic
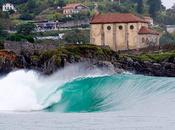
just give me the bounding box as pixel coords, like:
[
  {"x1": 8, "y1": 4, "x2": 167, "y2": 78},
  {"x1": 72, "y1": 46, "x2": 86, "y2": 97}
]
[{"x1": 0, "y1": 64, "x2": 175, "y2": 130}]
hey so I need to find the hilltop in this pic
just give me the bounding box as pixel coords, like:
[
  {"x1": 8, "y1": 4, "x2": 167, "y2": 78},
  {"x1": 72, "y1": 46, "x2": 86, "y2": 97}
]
[
  {"x1": 0, "y1": 0, "x2": 175, "y2": 52},
  {"x1": 0, "y1": 0, "x2": 174, "y2": 26}
]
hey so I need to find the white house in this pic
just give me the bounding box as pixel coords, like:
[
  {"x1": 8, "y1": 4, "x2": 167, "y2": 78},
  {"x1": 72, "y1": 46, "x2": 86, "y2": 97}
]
[
  {"x1": 2, "y1": 3, "x2": 17, "y2": 12},
  {"x1": 63, "y1": 3, "x2": 89, "y2": 17},
  {"x1": 166, "y1": 25, "x2": 175, "y2": 33}
]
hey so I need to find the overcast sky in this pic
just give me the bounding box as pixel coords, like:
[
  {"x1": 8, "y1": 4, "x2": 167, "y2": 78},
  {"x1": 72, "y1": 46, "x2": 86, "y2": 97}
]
[{"x1": 162, "y1": 0, "x2": 175, "y2": 9}]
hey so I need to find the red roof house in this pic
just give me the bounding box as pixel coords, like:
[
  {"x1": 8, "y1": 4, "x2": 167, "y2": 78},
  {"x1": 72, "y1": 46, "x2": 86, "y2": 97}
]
[{"x1": 63, "y1": 3, "x2": 89, "y2": 16}]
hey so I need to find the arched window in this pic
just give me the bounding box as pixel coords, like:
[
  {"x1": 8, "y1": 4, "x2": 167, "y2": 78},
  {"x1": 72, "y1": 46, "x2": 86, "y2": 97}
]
[{"x1": 142, "y1": 37, "x2": 145, "y2": 43}]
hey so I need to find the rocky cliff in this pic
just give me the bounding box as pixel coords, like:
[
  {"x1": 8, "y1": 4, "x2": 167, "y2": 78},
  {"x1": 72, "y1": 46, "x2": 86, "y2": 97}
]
[{"x1": 1, "y1": 41, "x2": 175, "y2": 77}]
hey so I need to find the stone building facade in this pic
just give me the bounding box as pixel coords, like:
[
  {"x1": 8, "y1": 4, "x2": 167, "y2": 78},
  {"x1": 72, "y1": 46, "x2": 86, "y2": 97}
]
[{"x1": 90, "y1": 13, "x2": 159, "y2": 51}]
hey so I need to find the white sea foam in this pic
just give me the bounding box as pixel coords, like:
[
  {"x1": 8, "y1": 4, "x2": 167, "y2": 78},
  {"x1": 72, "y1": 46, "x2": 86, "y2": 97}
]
[{"x1": 0, "y1": 63, "x2": 110, "y2": 111}]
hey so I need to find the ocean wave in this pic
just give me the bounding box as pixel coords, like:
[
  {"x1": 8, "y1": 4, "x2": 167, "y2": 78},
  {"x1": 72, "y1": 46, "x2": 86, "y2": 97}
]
[{"x1": 0, "y1": 64, "x2": 175, "y2": 114}]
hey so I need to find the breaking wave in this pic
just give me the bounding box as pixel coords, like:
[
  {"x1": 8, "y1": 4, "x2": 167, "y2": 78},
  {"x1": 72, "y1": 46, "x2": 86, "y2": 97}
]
[{"x1": 0, "y1": 63, "x2": 175, "y2": 115}]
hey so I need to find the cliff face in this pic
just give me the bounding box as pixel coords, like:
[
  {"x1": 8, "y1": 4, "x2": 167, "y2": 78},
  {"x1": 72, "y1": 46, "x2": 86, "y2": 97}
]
[
  {"x1": 0, "y1": 42, "x2": 119, "y2": 75},
  {"x1": 1, "y1": 41, "x2": 175, "y2": 77},
  {"x1": 0, "y1": 51, "x2": 17, "y2": 74}
]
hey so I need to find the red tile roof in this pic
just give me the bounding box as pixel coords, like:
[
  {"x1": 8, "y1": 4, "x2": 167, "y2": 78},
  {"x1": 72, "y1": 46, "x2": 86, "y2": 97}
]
[
  {"x1": 63, "y1": 3, "x2": 85, "y2": 9},
  {"x1": 90, "y1": 13, "x2": 147, "y2": 24},
  {"x1": 138, "y1": 26, "x2": 159, "y2": 35}
]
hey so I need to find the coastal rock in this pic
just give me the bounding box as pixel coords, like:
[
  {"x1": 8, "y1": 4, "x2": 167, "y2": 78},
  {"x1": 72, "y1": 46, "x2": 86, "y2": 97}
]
[
  {"x1": 1, "y1": 42, "x2": 175, "y2": 77},
  {"x1": 152, "y1": 63, "x2": 161, "y2": 69},
  {"x1": 94, "y1": 61, "x2": 115, "y2": 72}
]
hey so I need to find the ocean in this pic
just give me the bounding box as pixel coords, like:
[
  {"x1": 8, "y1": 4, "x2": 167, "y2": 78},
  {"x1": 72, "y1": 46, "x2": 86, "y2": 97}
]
[{"x1": 0, "y1": 64, "x2": 175, "y2": 130}]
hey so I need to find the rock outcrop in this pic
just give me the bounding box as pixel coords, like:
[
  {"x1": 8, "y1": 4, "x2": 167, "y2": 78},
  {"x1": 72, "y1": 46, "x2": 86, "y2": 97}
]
[{"x1": 1, "y1": 41, "x2": 175, "y2": 77}]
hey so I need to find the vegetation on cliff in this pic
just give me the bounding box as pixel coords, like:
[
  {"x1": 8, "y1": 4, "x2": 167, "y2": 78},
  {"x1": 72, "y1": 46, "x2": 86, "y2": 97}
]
[
  {"x1": 0, "y1": 43, "x2": 175, "y2": 76},
  {"x1": 129, "y1": 51, "x2": 175, "y2": 62}
]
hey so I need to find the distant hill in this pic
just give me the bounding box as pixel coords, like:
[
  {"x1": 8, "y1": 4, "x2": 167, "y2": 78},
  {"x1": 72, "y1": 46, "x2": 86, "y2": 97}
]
[{"x1": 0, "y1": 0, "x2": 175, "y2": 26}]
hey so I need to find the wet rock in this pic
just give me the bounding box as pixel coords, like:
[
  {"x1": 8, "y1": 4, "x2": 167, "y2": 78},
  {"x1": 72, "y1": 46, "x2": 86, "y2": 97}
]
[
  {"x1": 152, "y1": 63, "x2": 161, "y2": 69},
  {"x1": 94, "y1": 61, "x2": 115, "y2": 72}
]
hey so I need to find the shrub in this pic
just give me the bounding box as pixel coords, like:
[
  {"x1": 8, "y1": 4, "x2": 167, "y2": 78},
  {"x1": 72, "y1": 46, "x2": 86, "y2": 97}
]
[
  {"x1": 7, "y1": 34, "x2": 35, "y2": 43},
  {"x1": 64, "y1": 29, "x2": 90, "y2": 44},
  {"x1": 19, "y1": 13, "x2": 34, "y2": 20},
  {"x1": 160, "y1": 32, "x2": 175, "y2": 45},
  {"x1": 17, "y1": 23, "x2": 36, "y2": 35},
  {"x1": 0, "y1": 40, "x2": 4, "y2": 50}
]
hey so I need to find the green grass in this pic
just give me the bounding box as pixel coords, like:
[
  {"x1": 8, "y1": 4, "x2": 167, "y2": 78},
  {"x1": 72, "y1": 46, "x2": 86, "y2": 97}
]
[{"x1": 131, "y1": 51, "x2": 175, "y2": 62}]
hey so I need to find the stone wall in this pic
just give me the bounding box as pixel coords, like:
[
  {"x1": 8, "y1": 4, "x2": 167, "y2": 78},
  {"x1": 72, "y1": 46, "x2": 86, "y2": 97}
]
[{"x1": 139, "y1": 34, "x2": 159, "y2": 48}]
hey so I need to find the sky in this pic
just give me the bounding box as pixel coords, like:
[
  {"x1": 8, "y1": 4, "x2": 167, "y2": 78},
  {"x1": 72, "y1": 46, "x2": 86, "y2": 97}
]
[{"x1": 162, "y1": 0, "x2": 175, "y2": 9}]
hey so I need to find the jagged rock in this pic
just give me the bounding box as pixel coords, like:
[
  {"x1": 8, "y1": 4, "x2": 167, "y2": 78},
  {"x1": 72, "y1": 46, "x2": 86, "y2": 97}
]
[
  {"x1": 153, "y1": 63, "x2": 161, "y2": 69},
  {"x1": 94, "y1": 60, "x2": 112, "y2": 69},
  {"x1": 1, "y1": 42, "x2": 175, "y2": 77}
]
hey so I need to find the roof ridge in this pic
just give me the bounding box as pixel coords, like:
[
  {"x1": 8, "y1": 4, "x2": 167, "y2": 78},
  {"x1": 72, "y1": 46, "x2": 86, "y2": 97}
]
[
  {"x1": 90, "y1": 13, "x2": 147, "y2": 24},
  {"x1": 138, "y1": 26, "x2": 159, "y2": 35}
]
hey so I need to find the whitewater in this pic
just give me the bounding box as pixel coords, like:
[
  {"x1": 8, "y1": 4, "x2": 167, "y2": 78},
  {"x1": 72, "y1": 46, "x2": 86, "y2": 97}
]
[{"x1": 1, "y1": 63, "x2": 175, "y2": 129}]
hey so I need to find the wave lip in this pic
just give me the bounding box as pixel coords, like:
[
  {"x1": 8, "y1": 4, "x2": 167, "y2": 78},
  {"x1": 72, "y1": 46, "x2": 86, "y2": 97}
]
[
  {"x1": 1, "y1": 63, "x2": 175, "y2": 114},
  {"x1": 0, "y1": 63, "x2": 112, "y2": 111},
  {"x1": 48, "y1": 74, "x2": 175, "y2": 114}
]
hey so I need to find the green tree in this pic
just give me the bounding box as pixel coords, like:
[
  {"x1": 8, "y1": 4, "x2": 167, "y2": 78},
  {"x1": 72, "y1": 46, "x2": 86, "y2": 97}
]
[
  {"x1": 0, "y1": 40, "x2": 4, "y2": 50},
  {"x1": 137, "y1": 0, "x2": 144, "y2": 14},
  {"x1": 0, "y1": 24, "x2": 8, "y2": 38},
  {"x1": 26, "y1": 0, "x2": 37, "y2": 13},
  {"x1": 64, "y1": 29, "x2": 90, "y2": 44},
  {"x1": 160, "y1": 32, "x2": 175, "y2": 45},
  {"x1": 17, "y1": 23, "x2": 36, "y2": 35},
  {"x1": 0, "y1": 25, "x2": 3, "y2": 35},
  {"x1": 58, "y1": 0, "x2": 66, "y2": 8},
  {"x1": 147, "y1": 0, "x2": 161, "y2": 18}
]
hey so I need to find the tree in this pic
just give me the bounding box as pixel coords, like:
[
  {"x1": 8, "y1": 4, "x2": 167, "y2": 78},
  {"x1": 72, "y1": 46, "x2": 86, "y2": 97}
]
[
  {"x1": 17, "y1": 23, "x2": 36, "y2": 35},
  {"x1": 19, "y1": 13, "x2": 34, "y2": 20},
  {"x1": 147, "y1": 0, "x2": 162, "y2": 18},
  {"x1": 0, "y1": 24, "x2": 8, "y2": 38},
  {"x1": 26, "y1": 0, "x2": 37, "y2": 13},
  {"x1": 160, "y1": 32, "x2": 175, "y2": 45},
  {"x1": 0, "y1": 25, "x2": 3, "y2": 35},
  {"x1": 136, "y1": 0, "x2": 144, "y2": 14},
  {"x1": 58, "y1": 0, "x2": 66, "y2": 8},
  {"x1": 64, "y1": 29, "x2": 90, "y2": 44}
]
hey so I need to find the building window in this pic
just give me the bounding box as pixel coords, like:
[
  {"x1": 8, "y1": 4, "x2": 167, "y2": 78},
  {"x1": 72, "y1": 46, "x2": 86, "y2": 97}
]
[
  {"x1": 142, "y1": 38, "x2": 145, "y2": 43},
  {"x1": 107, "y1": 26, "x2": 111, "y2": 30},
  {"x1": 146, "y1": 38, "x2": 149, "y2": 44},
  {"x1": 119, "y1": 25, "x2": 123, "y2": 30},
  {"x1": 130, "y1": 25, "x2": 134, "y2": 30}
]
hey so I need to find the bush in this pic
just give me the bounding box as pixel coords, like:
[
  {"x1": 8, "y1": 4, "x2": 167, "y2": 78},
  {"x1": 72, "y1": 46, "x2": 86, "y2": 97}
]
[
  {"x1": 19, "y1": 13, "x2": 34, "y2": 20},
  {"x1": 160, "y1": 32, "x2": 175, "y2": 45},
  {"x1": 17, "y1": 23, "x2": 36, "y2": 35},
  {"x1": 0, "y1": 40, "x2": 4, "y2": 50},
  {"x1": 64, "y1": 29, "x2": 90, "y2": 44},
  {"x1": 7, "y1": 34, "x2": 35, "y2": 43}
]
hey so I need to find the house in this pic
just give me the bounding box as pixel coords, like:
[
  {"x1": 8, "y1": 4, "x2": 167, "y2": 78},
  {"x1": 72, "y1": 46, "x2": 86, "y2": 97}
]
[
  {"x1": 90, "y1": 13, "x2": 159, "y2": 51},
  {"x1": 166, "y1": 25, "x2": 175, "y2": 33},
  {"x1": 2, "y1": 3, "x2": 17, "y2": 12},
  {"x1": 63, "y1": 3, "x2": 89, "y2": 16},
  {"x1": 32, "y1": 21, "x2": 59, "y2": 32}
]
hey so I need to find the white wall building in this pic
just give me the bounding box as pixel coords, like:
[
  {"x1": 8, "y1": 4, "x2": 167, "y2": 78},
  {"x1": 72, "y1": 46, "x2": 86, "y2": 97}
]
[
  {"x1": 2, "y1": 3, "x2": 17, "y2": 12},
  {"x1": 166, "y1": 25, "x2": 175, "y2": 33}
]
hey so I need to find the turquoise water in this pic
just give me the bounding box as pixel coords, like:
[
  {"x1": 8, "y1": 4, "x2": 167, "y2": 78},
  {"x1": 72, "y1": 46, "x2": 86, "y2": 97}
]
[
  {"x1": 0, "y1": 64, "x2": 175, "y2": 113},
  {"x1": 1, "y1": 65, "x2": 175, "y2": 130},
  {"x1": 47, "y1": 74, "x2": 175, "y2": 113}
]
